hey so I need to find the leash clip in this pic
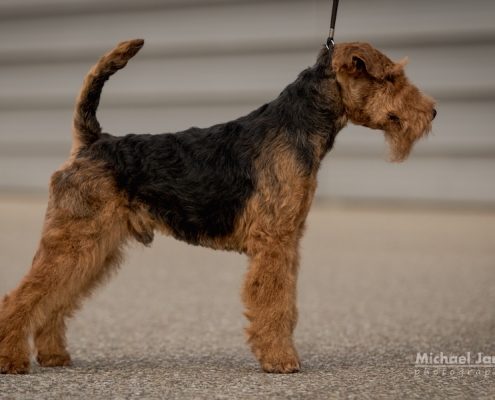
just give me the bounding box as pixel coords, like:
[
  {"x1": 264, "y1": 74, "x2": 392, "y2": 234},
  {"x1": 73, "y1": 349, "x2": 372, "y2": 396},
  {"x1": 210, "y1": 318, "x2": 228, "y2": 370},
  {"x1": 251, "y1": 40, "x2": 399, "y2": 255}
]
[{"x1": 326, "y1": 37, "x2": 335, "y2": 51}]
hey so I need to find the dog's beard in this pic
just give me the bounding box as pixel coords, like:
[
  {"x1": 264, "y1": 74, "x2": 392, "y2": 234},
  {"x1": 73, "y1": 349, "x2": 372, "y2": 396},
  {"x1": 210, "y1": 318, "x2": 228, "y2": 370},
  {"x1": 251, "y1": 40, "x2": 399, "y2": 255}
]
[{"x1": 383, "y1": 125, "x2": 431, "y2": 162}]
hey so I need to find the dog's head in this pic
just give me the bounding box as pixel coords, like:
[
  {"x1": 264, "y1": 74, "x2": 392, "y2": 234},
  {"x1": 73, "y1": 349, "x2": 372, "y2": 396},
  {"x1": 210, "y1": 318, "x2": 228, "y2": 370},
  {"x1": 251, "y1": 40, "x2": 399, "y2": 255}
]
[{"x1": 331, "y1": 42, "x2": 436, "y2": 162}]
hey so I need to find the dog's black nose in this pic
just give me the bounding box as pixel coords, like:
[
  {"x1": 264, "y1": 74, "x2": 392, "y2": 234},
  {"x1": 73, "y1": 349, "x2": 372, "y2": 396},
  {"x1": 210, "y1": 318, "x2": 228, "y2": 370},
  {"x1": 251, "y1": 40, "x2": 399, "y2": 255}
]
[{"x1": 432, "y1": 109, "x2": 437, "y2": 120}]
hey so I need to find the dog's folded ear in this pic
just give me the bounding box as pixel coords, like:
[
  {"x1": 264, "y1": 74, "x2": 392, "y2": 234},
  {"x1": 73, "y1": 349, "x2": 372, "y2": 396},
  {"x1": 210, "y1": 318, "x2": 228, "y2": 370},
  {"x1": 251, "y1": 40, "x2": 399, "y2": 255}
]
[
  {"x1": 332, "y1": 42, "x2": 396, "y2": 80},
  {"x1": 350, "y1": 52, "x2": 384, "y2": 79}
]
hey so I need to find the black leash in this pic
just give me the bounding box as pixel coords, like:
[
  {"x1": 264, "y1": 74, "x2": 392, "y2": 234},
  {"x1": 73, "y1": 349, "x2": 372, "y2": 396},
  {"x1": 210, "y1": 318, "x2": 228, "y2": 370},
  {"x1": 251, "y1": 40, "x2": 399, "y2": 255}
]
[{"x1": 326, "y1": 0, "x2": 340, "y2": 67}]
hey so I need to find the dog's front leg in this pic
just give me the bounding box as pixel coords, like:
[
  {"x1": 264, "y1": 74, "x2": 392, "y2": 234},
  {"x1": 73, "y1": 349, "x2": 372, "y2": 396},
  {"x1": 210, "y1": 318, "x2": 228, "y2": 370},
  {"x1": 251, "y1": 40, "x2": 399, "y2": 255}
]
[{"x1": 242, "y1": 240, "x2": 301, "y2": 373}]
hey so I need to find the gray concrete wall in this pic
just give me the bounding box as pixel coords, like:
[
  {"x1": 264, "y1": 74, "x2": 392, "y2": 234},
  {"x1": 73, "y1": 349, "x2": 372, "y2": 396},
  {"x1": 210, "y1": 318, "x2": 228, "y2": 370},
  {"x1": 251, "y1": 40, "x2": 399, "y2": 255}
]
[{"x1": 1, "y1": 0, "x2": 494, "y2": 205}]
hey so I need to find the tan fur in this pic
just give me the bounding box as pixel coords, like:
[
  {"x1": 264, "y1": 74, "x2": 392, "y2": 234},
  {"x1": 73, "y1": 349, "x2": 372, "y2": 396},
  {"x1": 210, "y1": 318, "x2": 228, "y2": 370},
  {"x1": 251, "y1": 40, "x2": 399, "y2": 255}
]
[
  {"x1": 233, "y1": 133, "x2": 317, "y2": 372},
  {"x1": 332, "y1": 42, "x2": 436, "y2": 162},
  {"x1": 0, "y1": 160, "x2": 131, "y2": 373},
  {"x1": 71, "y1": 39, "x2": 144, "y2": 157}
]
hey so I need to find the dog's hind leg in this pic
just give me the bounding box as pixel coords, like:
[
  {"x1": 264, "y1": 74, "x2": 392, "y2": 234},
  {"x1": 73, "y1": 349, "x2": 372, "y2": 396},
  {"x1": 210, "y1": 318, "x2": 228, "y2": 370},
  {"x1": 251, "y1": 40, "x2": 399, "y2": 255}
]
[
  {"x1": 0, "y1": 190, "x2": 128, "y2": 374},
  {"x1": 33, "y1": 245, "x2": 124, "y2": 368}
]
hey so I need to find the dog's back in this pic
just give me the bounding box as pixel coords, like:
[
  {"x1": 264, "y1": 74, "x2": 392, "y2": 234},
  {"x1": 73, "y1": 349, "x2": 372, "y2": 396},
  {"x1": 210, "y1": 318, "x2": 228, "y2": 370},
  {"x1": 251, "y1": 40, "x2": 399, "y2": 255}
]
[{"x1": 67, "y1": 40, "x2": 332, "y2": 249}]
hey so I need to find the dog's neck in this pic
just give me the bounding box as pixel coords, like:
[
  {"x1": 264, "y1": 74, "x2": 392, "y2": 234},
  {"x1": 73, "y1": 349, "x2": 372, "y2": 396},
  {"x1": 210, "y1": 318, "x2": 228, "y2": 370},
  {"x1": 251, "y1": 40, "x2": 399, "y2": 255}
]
[{"x1": 265, "y1": 50, "x2": 347, "y2": 170}]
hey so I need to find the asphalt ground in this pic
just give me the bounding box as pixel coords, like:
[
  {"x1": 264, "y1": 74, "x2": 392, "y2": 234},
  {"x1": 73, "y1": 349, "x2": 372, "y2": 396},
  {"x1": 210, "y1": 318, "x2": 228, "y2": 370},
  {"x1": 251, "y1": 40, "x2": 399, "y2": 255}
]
[{"x1": 0, "y1": 199, "x2": 494, "y2": 399}]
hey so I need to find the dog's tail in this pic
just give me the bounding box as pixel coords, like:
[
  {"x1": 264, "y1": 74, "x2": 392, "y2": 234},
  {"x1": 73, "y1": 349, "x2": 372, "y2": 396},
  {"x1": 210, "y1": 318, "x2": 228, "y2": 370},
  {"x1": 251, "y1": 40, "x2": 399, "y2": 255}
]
[{"x1": 72, "y1": 39, "x2": 144, "y2": 153}]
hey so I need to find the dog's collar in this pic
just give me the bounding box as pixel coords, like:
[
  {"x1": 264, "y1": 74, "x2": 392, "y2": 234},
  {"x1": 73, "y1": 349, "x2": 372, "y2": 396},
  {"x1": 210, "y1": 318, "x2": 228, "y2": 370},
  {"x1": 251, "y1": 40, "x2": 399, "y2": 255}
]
[{"x1": 326, "y1": 0, "x2": 340, "y2": 69}]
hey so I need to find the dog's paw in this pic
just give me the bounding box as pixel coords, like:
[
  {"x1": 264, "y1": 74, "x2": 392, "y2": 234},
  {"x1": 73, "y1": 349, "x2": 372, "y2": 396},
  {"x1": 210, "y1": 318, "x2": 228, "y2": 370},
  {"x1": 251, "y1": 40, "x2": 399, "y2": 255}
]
[
  {"x1": 0, "y1": 356, "x2": 30, "y2": 374},
  {"x1": 36, "y1": 352, "x2": 71, "y2": 368},
  {"x1": 253, "y1": 344, "x2": 301, "y2": 374},
  {"x1": 261, "y1": 355, "x2": 301, "y2": 374}
]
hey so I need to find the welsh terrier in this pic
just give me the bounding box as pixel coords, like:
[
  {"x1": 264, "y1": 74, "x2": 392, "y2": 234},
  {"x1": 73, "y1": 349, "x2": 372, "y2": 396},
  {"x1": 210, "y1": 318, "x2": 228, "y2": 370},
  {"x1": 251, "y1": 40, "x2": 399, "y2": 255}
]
[{"x1": 0, "y1": 39, "x2": 436, "y2": 374}]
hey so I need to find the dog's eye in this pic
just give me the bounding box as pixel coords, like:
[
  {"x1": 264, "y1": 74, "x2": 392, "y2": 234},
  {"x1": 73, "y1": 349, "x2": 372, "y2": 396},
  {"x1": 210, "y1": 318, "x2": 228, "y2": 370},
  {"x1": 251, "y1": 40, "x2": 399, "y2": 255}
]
[{"x1": 388, "y1": 114, "x2": 400, "y2": 123}]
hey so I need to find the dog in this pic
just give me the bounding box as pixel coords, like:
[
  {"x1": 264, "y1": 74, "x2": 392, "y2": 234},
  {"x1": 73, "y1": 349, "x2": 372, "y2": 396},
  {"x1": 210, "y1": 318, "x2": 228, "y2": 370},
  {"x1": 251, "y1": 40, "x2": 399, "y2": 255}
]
[{"x1": 0, "y1": 39, "x2": 436, "y2": 374}]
